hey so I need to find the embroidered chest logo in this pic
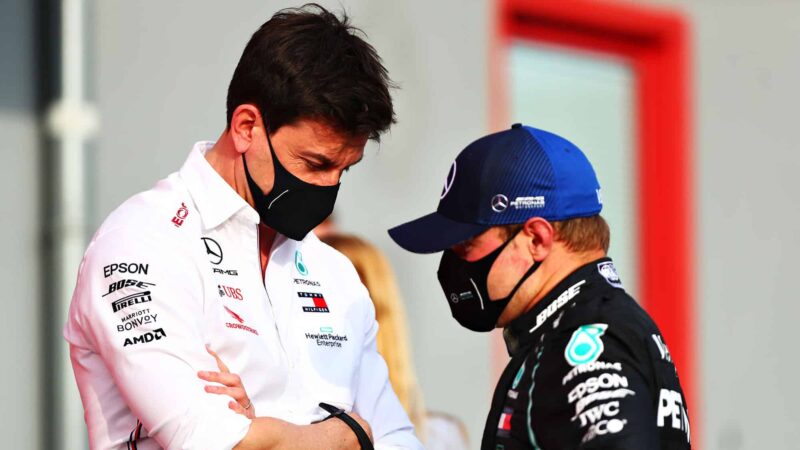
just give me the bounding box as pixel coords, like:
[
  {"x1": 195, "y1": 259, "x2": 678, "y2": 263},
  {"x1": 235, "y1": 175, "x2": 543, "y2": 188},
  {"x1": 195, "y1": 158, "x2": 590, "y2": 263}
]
[
  {"x1": 223, "y1": 305, "x2": 258, "y2": 335},
  {"x1": 295, "y1": 250, "x2": 309, "y2": 276},
  {"x1": 497, "y1": 407, "x2": 514, "y2": 437},
  {"x1": 305, "y1": 326, "x2": 348, "y2": 348},
  {"x1": 171, "y1": 202, "x2": 189, "y2": 227},
  {"x1": 218, "y1": 285, "x2": 243, "y2": 300},
  {"x1": 297, "y1": 292, "x2": 329, "y2": 313},
  {"x1": 565, "y1": 324, "x2": 608, "y2": 366},
  {"x1": 201, "y1": 237, "x2": 239, "y2": 276}
]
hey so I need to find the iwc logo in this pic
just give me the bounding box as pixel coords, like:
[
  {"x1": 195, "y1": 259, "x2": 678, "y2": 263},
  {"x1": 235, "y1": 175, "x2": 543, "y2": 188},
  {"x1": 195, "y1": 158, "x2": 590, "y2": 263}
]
[
  {"x1": 565, "y1": 323, "x2": 608, "y2": 366},
  {"x1": 491, "y1": 194, "x2": 509, "y2": 213}
]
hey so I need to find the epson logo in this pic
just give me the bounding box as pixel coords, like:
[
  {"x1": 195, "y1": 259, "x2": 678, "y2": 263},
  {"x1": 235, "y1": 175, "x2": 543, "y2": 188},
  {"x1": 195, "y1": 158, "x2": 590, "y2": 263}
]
[
  {"x1": 123, "y1": 328, "x2": 166, "y2": 347},
  {"x1": 568, "y1": 373, "x2": 629, "y2": 403},
  {"x1": 104, "y1": 263, "x2": 149, "y2": 278}
]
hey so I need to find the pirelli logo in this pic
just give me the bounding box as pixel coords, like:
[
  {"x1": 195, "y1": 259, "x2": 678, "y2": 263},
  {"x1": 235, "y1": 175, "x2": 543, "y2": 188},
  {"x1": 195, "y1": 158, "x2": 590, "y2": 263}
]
[{"x1": 112, "y1": 291, "x2": 153, "y2": 313}]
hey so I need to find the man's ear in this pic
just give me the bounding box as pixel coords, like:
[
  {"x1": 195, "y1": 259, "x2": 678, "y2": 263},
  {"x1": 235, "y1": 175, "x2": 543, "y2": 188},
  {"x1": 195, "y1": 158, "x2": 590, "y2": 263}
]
[
  {"x1": 229, "y1": 104, "x2": 261, "y2": 155},
  {"x1": 522, "y1": 217, "x2": 554, "y2": 262}
]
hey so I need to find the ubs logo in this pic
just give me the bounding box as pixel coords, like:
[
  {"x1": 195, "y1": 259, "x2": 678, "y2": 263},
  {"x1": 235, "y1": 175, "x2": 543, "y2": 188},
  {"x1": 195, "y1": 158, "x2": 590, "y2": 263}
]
[{"x1": 201, "y1": 237, "x2": 223, "y2": 265}]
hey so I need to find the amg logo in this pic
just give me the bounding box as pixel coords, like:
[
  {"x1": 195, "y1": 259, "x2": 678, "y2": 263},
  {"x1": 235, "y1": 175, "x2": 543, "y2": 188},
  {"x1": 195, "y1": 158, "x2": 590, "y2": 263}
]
[
  {"x1": 112, "y1": 291, "x2": 153, "y2": 313},
  {"x1": 123, "y1": 328, "x2": 166, "y2": 347},
  {"x1": 213, "y1": 268, "x2": 239, "y2": 276}
]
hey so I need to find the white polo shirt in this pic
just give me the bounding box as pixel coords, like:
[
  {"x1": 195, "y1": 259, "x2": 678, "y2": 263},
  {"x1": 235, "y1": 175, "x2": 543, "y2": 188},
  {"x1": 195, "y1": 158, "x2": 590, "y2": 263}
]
[{"x1": 63, "y1": 142, "x2": 422, "y2": 450}]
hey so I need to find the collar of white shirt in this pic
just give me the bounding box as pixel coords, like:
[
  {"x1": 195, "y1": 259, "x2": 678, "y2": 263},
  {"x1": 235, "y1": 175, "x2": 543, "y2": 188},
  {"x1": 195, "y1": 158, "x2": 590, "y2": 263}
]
[{"x1": 179, "y1": 141, "x2": 261, "y2": 230}]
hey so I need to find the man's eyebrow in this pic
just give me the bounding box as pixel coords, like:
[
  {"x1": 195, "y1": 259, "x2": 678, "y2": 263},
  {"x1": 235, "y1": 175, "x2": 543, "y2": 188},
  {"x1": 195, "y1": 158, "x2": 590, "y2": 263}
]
[
  {"x1": 301, "y1": 152, "x2": 335, "y2": 167},
  {"x1": 303, "y1": 152, "x2": 363, "y2": 169}
]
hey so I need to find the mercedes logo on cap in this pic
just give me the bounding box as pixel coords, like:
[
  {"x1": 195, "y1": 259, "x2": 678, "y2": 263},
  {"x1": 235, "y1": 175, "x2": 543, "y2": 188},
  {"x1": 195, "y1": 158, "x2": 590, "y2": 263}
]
[
  {"x1": 440, "y1": 160, "x2": 457, "y2": 199},
  {"x1": 491, "y1": 194, "x2": 509, "y2": 213},
  {"x1": 201, "y1": 237, "x2": 223, "y2": 265}
]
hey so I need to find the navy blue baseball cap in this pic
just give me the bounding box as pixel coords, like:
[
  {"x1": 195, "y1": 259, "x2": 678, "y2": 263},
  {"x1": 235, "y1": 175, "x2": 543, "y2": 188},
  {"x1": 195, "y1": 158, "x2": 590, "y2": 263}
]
[{"x1": 388, "y1": 124, "x2": 603, "y2": 254}]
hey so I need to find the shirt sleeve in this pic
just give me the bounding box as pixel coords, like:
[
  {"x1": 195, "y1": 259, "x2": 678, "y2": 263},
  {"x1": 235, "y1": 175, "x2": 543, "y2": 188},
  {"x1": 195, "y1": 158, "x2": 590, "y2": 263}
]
[
  {"x1": 351, "y1": 286, "x2": 424, "y2": 450},
  {"x1": 68, "y1": 227, "x2": 251, "y2": 450},
  {"x1": 529, "y1": 321, "x2": 660, "y2": 449}
]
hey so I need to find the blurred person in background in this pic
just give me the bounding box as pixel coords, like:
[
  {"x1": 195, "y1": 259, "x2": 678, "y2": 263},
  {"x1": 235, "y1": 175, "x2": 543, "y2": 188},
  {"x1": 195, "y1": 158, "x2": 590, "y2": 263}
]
[
  {"x1": 389, "y1": 124, "x2": 692, "y2": 449},
  {"x1": 62, "y1": 4, "x2": 422, "y2": 449},
  {"x1": 321, "y1": 233, "x2": 470, "y2": 450}
]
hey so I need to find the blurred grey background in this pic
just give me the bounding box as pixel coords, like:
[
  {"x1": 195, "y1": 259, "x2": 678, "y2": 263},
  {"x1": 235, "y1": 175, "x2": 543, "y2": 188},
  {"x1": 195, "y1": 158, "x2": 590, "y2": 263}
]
[{"x1": 2, "y1": 0, "x2": 799, "y2": 448}]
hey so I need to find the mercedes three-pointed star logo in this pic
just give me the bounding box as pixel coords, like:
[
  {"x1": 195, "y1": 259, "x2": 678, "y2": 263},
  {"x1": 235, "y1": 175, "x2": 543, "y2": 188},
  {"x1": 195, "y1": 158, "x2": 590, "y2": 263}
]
[
  {"x1": 201, "y1": 237, "x2": 223, "y2": 265},
  {"x1": 491, "y1": 194, "x2": 509, "y2": 213}
]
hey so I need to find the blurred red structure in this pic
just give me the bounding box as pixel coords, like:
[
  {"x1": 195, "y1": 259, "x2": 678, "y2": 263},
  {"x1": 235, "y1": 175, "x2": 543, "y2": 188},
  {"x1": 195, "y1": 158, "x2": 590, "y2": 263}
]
[{"x1": 490, "y1": 0, "x2": 697, "y2": 444}]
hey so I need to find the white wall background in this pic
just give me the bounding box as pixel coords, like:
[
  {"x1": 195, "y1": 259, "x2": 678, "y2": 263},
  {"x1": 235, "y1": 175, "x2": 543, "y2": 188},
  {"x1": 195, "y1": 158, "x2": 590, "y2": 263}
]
[
  {"x1": 4, "y1": 1, "x2": 800, "y2": 448},
  {"x1": 0, "y1": 1, "x2": 42, "y2": 448},
  {"x1": 645, "y1": 1, "x2": 800, "y2": 448}
]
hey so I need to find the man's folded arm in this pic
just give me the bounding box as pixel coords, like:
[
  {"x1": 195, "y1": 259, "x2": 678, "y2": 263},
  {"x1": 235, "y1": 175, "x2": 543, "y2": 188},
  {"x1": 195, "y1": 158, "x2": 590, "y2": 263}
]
[
  {"x1": 73, "y1": 228, "x2": 364, "y2": 449},
  {"x1": 74, "y1": 228, "x2": 253, "y2": 449}
]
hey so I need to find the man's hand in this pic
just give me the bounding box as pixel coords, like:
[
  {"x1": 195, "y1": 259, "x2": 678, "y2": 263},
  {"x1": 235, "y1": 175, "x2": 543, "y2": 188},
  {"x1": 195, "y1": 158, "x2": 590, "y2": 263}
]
[
  {"x1": 200, "y1": 347, "x2": 373, "y2": 449},
  {"x1": 198, "y1": 346, "x2": 255, "y2": 419}
]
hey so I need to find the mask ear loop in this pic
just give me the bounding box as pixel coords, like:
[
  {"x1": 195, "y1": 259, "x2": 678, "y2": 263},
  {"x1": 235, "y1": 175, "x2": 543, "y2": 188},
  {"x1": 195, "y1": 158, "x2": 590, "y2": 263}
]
[
  {"x1": 503, "y1": 260, "x2": 541, "y2": 302},
  {"x1": 492, "y1": 226, "x2": 541, "y2": 301}
]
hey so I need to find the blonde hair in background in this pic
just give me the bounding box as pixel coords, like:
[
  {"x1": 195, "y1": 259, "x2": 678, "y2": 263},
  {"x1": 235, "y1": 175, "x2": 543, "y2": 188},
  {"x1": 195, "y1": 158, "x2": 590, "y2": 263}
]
[{"x1": 321, "y1": 234, "x2": 427, "y2": 438}]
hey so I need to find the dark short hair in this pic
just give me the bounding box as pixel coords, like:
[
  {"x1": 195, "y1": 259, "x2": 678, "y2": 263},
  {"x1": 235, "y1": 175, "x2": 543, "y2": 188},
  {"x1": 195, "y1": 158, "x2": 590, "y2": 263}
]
[
  {"x1": 226, "y1": 3, "x2": 396, "y2": 140},
  {"x1": 500, "y1": 215, "x2": 610, "y2": 253}
]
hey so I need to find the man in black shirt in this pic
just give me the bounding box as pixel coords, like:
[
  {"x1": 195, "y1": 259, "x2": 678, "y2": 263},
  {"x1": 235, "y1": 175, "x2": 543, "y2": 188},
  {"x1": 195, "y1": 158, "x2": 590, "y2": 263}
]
[{"x1": 388, "y1": 124, "x2": 691, "y2": 449}]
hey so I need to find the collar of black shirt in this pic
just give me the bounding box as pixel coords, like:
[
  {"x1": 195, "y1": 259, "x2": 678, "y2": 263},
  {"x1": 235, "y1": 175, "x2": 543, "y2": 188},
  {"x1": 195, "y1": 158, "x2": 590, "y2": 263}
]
[{"x1": 502, "y1": 256, "x2": 614, "y2": 356}]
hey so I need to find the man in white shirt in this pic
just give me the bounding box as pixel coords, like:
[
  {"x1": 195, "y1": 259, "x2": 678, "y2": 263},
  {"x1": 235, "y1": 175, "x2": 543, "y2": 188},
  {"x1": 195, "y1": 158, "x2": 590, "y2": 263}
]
[{"x1": 63, "y1": 5, "x2": 421, "y2": 449}]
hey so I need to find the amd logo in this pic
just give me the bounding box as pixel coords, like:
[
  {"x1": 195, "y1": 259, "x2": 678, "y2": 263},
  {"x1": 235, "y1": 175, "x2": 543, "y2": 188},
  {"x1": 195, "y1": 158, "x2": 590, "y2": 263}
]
[{"x1": 123, "y1": 328, "x2": 167, "y2": 347}]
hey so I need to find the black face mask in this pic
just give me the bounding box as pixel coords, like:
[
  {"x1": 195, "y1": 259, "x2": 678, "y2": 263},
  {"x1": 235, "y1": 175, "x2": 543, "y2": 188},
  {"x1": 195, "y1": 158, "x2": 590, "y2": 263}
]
[
  {"x1": 437, "y1": 230, "x2": 540, "y2": 332},
  {"x1": 242, "y1": 131, "x2": 339, "y2": 241}
]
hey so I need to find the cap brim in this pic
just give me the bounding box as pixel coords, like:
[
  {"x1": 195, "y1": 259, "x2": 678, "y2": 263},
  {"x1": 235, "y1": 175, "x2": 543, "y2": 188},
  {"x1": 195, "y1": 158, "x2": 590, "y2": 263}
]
[{"x1": 388, "y1": 212, "x2": 491, "y2": 254}]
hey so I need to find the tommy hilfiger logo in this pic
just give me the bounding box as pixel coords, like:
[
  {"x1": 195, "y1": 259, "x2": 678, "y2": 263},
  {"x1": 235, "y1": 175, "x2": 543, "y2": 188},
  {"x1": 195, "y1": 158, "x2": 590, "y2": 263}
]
[
  {"x1": 497, "y1": 407, "x2": 513, "y2": 437},
  {"x1": 297, "y1": 292, "x2": 329, "y2": 313}
]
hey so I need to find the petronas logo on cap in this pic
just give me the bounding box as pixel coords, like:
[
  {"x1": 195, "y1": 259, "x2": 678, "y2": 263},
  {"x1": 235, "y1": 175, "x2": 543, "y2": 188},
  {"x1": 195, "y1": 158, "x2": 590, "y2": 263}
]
[{"x1": 564, "y1": 324, "x2": 608, "y2": 366}]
